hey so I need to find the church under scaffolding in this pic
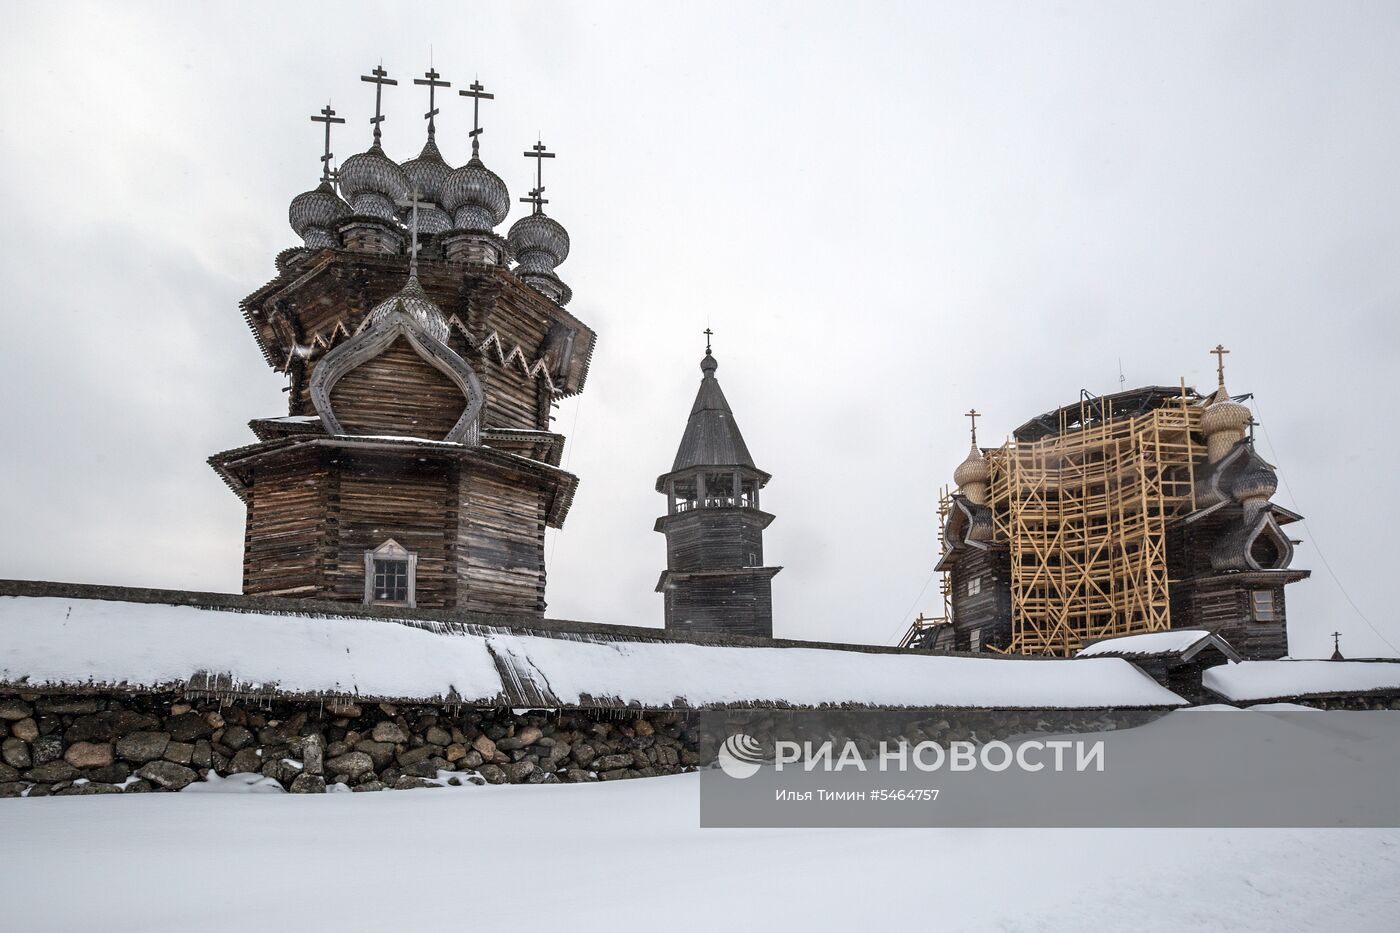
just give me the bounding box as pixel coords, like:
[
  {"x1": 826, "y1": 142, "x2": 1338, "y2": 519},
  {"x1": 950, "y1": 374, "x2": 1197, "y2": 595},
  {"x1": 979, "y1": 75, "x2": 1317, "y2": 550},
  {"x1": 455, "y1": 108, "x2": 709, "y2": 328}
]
[{"x1": 905, "y1": 348, "x2": 1310, "y2": 659}]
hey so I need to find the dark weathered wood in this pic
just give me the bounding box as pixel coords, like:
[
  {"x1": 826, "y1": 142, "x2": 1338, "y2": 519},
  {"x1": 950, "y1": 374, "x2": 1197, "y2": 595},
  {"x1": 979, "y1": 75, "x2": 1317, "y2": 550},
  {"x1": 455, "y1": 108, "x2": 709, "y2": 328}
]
[
  {"x1": 217, "y1": 233, "x2": 594, "y2": 620},
  {"x1": 329, "y1": 336, "x2": 466, "y2": 438}
]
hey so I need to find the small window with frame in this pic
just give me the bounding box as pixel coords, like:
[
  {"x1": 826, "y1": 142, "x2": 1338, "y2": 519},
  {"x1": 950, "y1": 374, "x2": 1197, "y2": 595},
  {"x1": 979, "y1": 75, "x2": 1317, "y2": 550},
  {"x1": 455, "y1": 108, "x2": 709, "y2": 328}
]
[
  {"x1": 967, "y1": 576, "x2": 982, "y2": 597},
  {"x1": 364, "y1": 539, "x2": 417, "y2": 607},
  {"x1": 1251, "y1": 590, "x2": 1276, "y2": 622}
]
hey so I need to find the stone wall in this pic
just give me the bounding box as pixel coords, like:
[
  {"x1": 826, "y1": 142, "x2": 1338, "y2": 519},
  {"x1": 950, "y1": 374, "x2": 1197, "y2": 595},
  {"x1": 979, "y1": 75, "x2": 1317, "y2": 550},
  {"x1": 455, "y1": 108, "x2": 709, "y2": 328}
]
[{"x1": 0, "y1": 691, "x2": 1162, "y2": 798}]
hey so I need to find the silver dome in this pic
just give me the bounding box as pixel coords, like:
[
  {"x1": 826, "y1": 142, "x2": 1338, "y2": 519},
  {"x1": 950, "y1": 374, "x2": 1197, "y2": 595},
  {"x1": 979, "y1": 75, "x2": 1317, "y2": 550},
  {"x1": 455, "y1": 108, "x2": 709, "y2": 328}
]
[
  {"x1": 366, "y1": 274, "x2": 449, "y2": 344},
  {"x1": 338, "y1": 142, "x2": 411, "y2": 221},
  {"x1": 441, "y1": 157, "x2": 510, "y2": 231},
  {"x1": 288, "y1": 180, "x2": 351, "y2": 244},
  {"x1": 508, "y1": 211, "x2": 570, "y2": 274},
  {"x1": 401, "y1": 136, "x2": 451, "y2": 205}
]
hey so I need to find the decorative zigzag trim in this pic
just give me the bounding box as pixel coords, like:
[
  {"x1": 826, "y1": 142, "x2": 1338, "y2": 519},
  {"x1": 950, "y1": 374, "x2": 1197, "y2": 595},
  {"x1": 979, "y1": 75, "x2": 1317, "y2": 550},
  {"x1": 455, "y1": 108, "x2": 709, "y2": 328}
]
[{"x1": 287, "y1": 314, "x2": 562, "y2": 395}]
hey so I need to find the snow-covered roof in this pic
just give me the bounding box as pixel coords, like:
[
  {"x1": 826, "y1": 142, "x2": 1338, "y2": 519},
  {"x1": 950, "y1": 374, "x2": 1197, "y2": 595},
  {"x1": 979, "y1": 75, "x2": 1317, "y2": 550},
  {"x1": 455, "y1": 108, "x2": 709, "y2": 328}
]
[
  {"x1": 1077, "y1": 629, "x2": 1239, "y2": 662},
  {"x1": 0, "y1": 594, "x2": 1185, "y2": 711},
  {"x1": 1203, "y1": 660, "x2": 1400, "y2": 702}
]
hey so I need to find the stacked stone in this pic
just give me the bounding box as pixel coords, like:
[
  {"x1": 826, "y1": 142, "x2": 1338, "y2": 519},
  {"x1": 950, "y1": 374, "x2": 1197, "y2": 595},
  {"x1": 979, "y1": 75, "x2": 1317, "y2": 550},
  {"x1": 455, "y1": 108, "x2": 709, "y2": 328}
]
[{"x1": 0, "y1": 694, "x2": 709, "y2": 797}]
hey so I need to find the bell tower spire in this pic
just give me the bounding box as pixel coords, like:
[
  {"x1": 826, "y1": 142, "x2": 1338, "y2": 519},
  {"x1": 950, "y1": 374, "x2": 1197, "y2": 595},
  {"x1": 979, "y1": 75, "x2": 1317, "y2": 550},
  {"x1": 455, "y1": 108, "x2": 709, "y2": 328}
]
[{"x1": 654, "y1": 338, "x2": 781, "y2": 638}]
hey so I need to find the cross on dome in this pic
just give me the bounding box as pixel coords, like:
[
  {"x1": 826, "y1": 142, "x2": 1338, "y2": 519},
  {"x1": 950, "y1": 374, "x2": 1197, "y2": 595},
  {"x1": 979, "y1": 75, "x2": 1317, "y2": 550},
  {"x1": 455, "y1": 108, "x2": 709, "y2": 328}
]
[
  {"x1": 520, "y1": 140, "x2": 556, "y2": 214},
  {"x1": 1211, "y1": 344, "x2": 1230, "y2": 388},
  {"x1": 413, "y1": 67, "x2": 451, "y2": 136},
  {"x1": 966, "y1": 408, "x2": 981, "y2": 445},
  {"x1": 310, "y1": 103, "x2": 345, "y2": 183},
  {"x1": 460, "y1": 79, "x2": 495, "y2": 158},
  {"x1": 360, "y1": 64, "x2": 398, "y2": 144}
]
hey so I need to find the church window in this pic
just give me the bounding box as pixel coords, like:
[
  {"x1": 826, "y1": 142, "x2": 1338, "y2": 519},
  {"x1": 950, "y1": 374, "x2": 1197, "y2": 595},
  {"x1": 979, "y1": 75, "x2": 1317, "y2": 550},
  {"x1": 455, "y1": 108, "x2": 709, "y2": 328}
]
[
  {"x1": 969, "y1": 628, "x2": 982, "y2": 651},
  {"x1": 1251, "y1": 590, "x2": 1276, "y2": 622},
  {"x1": 364, "y1": 539, "x2": 417, "y2": 607},
  {"x1": 967, "y1": 576, "x2": 982, "y2": 597}
]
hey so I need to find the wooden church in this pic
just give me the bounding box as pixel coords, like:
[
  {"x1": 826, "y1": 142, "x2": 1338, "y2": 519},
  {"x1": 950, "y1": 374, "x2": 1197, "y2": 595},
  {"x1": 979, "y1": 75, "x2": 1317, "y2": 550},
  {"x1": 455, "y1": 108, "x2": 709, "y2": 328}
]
[
  {"x1": 917, "y1": 348, "x2": 1309, "y2": 659},
  {"x1": 209, "y1": 67, "x2": 594, "y2": 617}
]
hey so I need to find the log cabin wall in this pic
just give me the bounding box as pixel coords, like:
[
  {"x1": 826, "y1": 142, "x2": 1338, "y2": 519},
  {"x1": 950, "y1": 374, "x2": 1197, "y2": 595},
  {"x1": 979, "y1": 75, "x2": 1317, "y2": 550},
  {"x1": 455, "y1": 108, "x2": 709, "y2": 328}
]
[
  {"x1": 1166, "y1": 522, "x2": 1292, "y2": 659},
  {"x1": 330, "y1": 456, "x2": 456, "y2": 609},
  {"x1": 1179, "y1": 582, "x2": 1288, "y2": 660},
  {"x1": 242, "y1": 454, "x2": 329, "y2": 599},
  {"x1": 664, "y1": 573, "x2": 774, "y2": 638},
  {"x1": 660, "y1": 511, "x2": 767, "y2": 573},
  {"x1": 456, "y1": 467, "x2": 548, "y2": 615},
  {"x1": 328, "y1": 337, "x2": 466, "y2": 438},
  {"x1": 949, "y1": 548, "x2": 1012, "y2": 651}
]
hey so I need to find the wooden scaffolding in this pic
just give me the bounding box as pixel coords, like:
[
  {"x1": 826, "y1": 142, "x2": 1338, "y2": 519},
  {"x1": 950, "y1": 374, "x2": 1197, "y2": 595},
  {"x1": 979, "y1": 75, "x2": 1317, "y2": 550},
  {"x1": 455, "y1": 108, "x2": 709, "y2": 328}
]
[{"x1": 986, "y1": 394, "x2": 1201, "y2": 656}]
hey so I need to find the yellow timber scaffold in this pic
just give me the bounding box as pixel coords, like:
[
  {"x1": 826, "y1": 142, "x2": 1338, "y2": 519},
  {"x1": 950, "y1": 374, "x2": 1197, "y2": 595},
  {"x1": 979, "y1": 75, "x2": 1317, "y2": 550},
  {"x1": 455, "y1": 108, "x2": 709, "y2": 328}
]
[{"x1": 986, "y1": 394, "x2": 1201, "y2": 656}]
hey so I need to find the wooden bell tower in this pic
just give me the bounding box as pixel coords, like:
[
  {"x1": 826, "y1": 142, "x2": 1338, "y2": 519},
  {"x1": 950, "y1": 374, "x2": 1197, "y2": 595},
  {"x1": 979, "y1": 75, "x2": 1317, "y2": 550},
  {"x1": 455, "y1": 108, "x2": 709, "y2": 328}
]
[{"x1": 654, "y1": 340, "x2": 780, "y2": 638}]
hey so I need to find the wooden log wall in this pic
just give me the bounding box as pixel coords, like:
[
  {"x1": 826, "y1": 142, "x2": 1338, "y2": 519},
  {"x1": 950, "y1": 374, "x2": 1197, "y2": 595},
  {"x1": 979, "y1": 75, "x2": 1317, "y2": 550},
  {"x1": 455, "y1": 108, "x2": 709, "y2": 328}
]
[
  {"x1": 330, "y1": 458, "x2": 455, "y2": 609},
  {"x1": 661, "y1": 510, "x2": 767, "y2": 572},
  {"x1": 328, "y1": 338, "x2": 465, "y2": 439},
  {"x1": 456, "y1": 468, "x2": 548, "y2": 615},
  {"x1": 664, "y1": 572, "x2": 774, "y2": 638},
  {"x1": 949, "y1": 548, "x2": 1013, "y2": 651},
  {"x1": 242, "y1": 454, "x2": 328, "y2": 599}
]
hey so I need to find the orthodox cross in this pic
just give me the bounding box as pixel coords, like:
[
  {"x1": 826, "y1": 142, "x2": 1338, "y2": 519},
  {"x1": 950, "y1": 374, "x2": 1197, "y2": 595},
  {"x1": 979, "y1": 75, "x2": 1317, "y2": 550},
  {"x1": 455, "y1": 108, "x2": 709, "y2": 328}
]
[
  {"x1": 704, "y1": 327, "x2": 714, "y2": 355},
  {"x1": 520, "y1": 140, "x2": 556, "y2": 214},
  {"x1": 396, "y1": 188, "x2": 425, "y2": 277},
  {"x1": 459, "y1": 79, "x2": 495, "y2": 158},
  {"x1": 310, "y1": 103, "x2": 345, "y2": 183},
  {"x1": 360, "y1": 65, "x2": 398, "y2": 144},
  {"x1": 1332, "y1": 631, "x2": 1343, "y2": 657},
  {"x1": 413, "y1": 68, "x2": 451, "y2": 136},
  {"x1": 966, "y1": 409, "x2": 981, "y2": 446},
  {"x1": 1211, "y1": 344, "x2": 1230, "y2": 388}
]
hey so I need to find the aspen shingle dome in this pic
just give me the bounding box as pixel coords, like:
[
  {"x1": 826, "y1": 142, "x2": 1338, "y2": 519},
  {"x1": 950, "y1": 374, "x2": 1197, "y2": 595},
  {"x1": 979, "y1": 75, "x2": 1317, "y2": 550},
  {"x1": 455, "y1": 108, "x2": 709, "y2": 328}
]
[
  {"x1": 441, "y1": 157, "x2": 510, "y2": 232},
  {"x1": 338, "y1": 142, "x2": 411, "y2": 221}
]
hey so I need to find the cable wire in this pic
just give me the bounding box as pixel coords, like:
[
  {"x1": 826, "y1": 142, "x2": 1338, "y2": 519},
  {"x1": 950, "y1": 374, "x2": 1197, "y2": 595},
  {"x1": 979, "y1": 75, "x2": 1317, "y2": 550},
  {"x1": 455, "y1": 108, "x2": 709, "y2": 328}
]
[{"x1": 1250, "y1": 398, "x2": 1398, "y2": 656}]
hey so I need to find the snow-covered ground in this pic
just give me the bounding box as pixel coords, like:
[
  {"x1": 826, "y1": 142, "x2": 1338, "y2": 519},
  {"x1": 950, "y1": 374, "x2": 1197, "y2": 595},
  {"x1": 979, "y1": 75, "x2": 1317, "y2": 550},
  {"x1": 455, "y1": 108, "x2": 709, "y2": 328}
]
[{"x1": 1, "y1": 771, "x2": 1397, "y2": 932}]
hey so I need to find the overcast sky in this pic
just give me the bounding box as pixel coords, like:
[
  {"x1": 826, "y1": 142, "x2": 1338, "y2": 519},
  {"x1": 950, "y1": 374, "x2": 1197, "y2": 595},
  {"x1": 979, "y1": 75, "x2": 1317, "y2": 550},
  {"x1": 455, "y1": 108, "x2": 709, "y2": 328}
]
[{"x1": 2, "y1": 1, "x2": 1398, "y2": 657}]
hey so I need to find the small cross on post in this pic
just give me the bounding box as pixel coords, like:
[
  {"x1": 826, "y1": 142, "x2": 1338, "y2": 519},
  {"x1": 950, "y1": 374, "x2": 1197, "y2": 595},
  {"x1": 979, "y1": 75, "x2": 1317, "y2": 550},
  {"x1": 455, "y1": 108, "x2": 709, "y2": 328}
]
[
  {"x1": 1332, "y1": 631, "x2": 1343, "y2": 656},
  {"x1": 520, "y1": 140, "x2": 556, "y2": 214},
  {"x1": 459, "y1": 79, "x2": 495, "y2": 158},
  {"x1": 966, "y1": 409, "x2": 981, "y2": 446},
  {"x1": 413, "y1": 67, "x2": 451, "y2": 136},
  {"x1": 396, "y1": 188, "x2": 425, "y2": 277},
  {"x1": 1211, "y1": 343, "x2": 1230, "y2": 388},
  {"x1": 361, "y1": 64, "x2": 398, "y2": 145},
  {"x1": 704, "y1": 327, "x2": 714, "y2": 355},
  {"x1": 310, "y1": 103, "x2": 345, "y2": 183}
]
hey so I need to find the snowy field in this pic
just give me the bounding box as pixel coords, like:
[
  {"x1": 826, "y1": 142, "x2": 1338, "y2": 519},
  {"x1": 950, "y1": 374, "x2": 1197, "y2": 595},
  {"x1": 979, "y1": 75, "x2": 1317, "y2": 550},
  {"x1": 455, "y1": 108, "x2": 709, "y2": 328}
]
[{"x1": 2, "y1": 771, "x2": 1397, "y2": 932}]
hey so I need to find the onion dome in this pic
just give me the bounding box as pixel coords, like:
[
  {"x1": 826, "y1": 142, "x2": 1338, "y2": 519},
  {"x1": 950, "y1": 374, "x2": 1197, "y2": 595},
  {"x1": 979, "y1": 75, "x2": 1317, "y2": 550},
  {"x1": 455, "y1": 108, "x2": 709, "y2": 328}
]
[
  {"x1": 508, "y1": 211, "x2": 572, "y2": 302},
  {"x1": 441, "y1": 157, "x2": 510, "y2": 231},
  {"x1": 701, "y1": 349, "x2": 718, "y2": 375},
  {"x1": 399, "y1": 136, "x2": 453, "y2": 235},
  {"x1": 338, "y1": 142, "x2": 411, "y2": 220},
  {"x1": 1201, "y1": 385, "x2": 1251, "y2": 435},
  {"x1": 289, "y1": 180, "x2": 351, "y2": 249},
  {"x1": 1230, "y1": 447, "x2": 1279, "y2": 503},
  {"x1": 1202, "y1": 385, "x2": 1252, "y2": 463},
  {"x1": 954, "y1": 444, "x2": 991, "y2": 505},
  {"x1": 953, "y1": 444, "x2": 989, "y2": 487},
  {"x1": 366, "y1": 274, "x2": 449, "y2": 344}
]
